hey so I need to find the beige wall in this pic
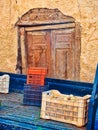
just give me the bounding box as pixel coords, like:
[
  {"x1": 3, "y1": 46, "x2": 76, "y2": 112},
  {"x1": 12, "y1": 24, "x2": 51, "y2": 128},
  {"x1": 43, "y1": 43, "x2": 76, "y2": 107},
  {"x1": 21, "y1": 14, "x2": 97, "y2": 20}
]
[{"x1": 0, "y1": 0, "x2": 98, "y2": 82}]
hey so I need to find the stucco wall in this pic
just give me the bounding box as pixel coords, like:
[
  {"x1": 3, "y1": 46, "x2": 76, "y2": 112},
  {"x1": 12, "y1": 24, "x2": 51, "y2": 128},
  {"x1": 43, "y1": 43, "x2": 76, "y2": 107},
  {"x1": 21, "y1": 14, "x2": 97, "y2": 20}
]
[{"x1": 0, "y1": 0, "x2": 98, "y2": 82}]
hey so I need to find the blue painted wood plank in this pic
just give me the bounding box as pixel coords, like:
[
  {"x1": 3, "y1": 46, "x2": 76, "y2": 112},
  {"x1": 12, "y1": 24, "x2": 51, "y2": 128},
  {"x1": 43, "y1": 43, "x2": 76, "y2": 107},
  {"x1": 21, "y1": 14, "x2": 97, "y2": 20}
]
[{"x1": 95, "y1": 108, "x2": 98, "y2": 130}]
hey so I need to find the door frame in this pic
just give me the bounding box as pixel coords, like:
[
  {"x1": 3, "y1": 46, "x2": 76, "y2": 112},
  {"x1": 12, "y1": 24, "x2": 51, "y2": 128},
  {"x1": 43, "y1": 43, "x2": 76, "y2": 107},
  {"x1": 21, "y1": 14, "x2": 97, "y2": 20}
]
[{"x1": 16, "y1": 22, "x2": 80, "y2": 80}]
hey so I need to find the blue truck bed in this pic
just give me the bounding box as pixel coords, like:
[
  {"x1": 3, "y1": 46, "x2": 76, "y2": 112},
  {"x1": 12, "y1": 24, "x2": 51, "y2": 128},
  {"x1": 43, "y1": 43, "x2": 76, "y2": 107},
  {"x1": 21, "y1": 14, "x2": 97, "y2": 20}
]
[
  {"x1": 0, "y1": 65, "x2": 98, "y2": 130},
  {"x1": 0, "y1": 92, "x2": 86, "y2": 130}
]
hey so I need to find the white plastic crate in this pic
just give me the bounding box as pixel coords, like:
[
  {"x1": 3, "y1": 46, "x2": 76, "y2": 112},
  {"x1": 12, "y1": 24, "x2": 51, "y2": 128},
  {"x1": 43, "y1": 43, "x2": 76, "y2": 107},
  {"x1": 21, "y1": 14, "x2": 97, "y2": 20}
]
[
  {"x1": 40, "y1": 90, "x2": 91, "y2": 127},
  {"x1": 0, "y1": 74, "x2": 10, "y2": 93}
]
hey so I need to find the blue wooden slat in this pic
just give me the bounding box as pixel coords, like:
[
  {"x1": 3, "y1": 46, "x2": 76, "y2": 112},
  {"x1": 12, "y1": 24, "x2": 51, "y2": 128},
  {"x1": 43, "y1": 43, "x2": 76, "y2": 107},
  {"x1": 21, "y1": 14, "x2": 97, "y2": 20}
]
[
  {"x1": 95, "y1": 108, "x2": 98, "y2": 130},
  {"x1": 87, "y1": 64, "x2": 98, "y2": 130},
  {"x1": 0, "y1": 118, "x2": 51, "y2": 130},
  {"x1": 45, "y1": 77, "x2": 93, "y2": 88}
]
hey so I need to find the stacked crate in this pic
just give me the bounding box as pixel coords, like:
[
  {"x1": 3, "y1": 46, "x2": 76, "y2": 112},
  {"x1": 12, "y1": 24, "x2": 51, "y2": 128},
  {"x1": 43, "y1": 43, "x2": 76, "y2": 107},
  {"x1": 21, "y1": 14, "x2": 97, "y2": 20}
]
[
  {"x1": 27, "y1": 67, "x2": 47, "y2": 85},
  {"x1": 40, "y1": 90, "x2": 91, "y2": 127},
  {"x1": 23, "y1": 67, "x2": 48, "y2": 106}
]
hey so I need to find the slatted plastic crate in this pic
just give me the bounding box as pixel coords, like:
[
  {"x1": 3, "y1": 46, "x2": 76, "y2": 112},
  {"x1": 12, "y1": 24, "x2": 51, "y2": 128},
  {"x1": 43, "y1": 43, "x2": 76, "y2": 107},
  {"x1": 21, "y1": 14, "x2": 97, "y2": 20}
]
[
  {"x1": 40, "y1": 90, "x2": 91, "y2": 127},
  {"x1": 27, "y1": 67, "x2": 47, "y2": 86},
  {"x1": 23, "y1": 84, "x2": 48, "y2": 106},
  {"x1": 0, "y1": 74, "x2": 10, "y2": 93}
]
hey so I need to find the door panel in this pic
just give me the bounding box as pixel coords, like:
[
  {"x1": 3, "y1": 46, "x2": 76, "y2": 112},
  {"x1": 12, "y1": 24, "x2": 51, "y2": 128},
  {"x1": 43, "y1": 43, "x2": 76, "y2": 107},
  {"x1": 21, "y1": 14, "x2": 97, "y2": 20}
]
[
  {"x1": 55, "y1": 49, "x2": 67, "y2": 78},
  {"x1": 51, "y1": 29, "x2": 75, "y2": 80},
  {"x1": 26, "y1": 31, "x2": 51, "y2": 76}
]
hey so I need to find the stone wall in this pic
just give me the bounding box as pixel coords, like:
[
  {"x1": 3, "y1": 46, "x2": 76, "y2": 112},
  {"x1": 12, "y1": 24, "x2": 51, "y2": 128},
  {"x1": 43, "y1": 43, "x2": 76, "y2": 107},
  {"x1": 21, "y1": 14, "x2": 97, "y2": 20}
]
[{"x1": 0, "y1": 0, "x2": 98, "y2": 82}]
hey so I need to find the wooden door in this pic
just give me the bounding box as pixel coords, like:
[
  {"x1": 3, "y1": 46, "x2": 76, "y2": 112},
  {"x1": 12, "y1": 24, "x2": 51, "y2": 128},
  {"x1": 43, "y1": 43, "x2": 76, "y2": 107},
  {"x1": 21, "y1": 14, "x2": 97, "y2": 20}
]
[
  {"x1": 26, "y1": 30, "x2": 51, "y2": 76},
  {"x1": 51, "y1": 28, "x2": 75, "y2": 80}
]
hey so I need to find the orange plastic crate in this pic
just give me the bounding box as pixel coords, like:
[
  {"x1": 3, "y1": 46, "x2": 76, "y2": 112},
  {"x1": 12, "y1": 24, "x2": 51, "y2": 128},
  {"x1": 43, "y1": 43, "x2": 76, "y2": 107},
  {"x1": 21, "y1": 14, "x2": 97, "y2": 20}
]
[{"x1": 27, "y1": 67, "x2": 47, "y2": 85}]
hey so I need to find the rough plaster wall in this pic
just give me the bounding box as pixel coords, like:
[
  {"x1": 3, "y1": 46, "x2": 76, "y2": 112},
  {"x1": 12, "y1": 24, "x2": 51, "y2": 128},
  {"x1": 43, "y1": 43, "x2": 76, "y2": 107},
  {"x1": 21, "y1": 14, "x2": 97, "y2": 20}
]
[{"x1": 0, "y1": 0, "x2": 98, "y2": 82}]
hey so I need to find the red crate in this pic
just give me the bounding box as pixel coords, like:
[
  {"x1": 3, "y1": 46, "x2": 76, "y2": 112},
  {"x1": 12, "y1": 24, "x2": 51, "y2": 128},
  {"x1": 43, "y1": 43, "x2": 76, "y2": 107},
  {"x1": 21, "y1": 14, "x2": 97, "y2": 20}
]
[{"x1": 27, "y1": 67, "x2": 47, "y2": 85}]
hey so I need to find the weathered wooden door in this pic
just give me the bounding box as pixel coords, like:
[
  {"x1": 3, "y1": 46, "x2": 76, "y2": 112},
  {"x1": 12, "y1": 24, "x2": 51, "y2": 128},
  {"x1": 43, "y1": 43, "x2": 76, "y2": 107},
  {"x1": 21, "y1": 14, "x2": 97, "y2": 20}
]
[
  {"x1": 26, "y1": 30, "x2": 51, "y2": 76},
  {"x1": 51, "y1": 28, "x2": 75, "y2": 80},
  {"x1": 26, "y1": 28, "x2": 78, "y2": 79}
]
